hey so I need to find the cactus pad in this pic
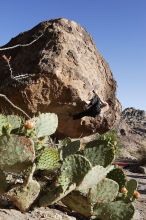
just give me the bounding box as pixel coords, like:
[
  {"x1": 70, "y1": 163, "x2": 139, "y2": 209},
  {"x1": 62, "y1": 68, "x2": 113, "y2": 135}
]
[
  {"x1": 0, "y1": 113, "x2": 138, "y2": 217},
  {"x1": 126, "y1": 179, "x2": 138, "y2": 200},
  {"x1": 106, "y1": 167, "x2": 127, "y2": 190},
  {"x1": 6, "y1": 115, "x2": 22, "y2": 130},
  {"x1": 34, "y1": 113, "x2": 58, "y2": 138},
  {"x1": 58, "y1": 154, "x2": 91, "y2": 192},
  {"x1": 0, "y1": 115, "x2": 22, "y2": 135},
  {"x1": 77, "y1": 165, "x2": 113, "y2": 192},
  {"x1": 84, "y1": 139, "x2": 115, "y2": 167},
  {"x1": 0, "y1": 134, "x2": 35, "y2": 172},
  {"x1": 93, "y1": 200, "x2": 135, "y2": 220},
  {"x1": 62, "y1": 190, "x2": 92, "y2": 217},
  {"x1": 58, "y1": 137, "x2": 72, "y2": 148},
  {"x1": 89, "y1": 178, "x2": 119, "y2": 204},
  {"x1": 36, "y1": 147, "x2": 61, "y2": 171},
  {"x1": 39, "y1": 183, "x2": 76, "y2": 207},
  {"x1": 7, "y1": 179, "x2": 40, "y2": 211},
  {"x1": 60, "y1": 140, "x2": 80, "y2": 160}
]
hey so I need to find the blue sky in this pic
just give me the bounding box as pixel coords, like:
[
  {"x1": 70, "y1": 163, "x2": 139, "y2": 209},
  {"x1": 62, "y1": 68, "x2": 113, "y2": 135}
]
[{"x1": 0, "y1": 0, "x2": 146, "y2": 110}]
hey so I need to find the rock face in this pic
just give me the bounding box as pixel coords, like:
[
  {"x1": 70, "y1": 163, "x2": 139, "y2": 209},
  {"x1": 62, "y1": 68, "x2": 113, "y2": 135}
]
[{"x1": 0, "y1": 18, "x2": 121, "y2": 138}]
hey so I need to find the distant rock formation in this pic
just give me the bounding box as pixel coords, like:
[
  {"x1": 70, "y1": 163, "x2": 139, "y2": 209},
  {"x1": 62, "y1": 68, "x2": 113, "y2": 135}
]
[
  {"x1": 117, "y1": 107, "x2": 146, "y2": 160},
  {"x1": 0, "y1": 18, "x2": 121, "y2": 138},
  {"x1": 122, "y1": 108, "x2": 146, "y2": 137}
]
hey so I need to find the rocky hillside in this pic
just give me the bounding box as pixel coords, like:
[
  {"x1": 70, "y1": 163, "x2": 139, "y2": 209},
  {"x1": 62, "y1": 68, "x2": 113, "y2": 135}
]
[
  {"x1": 117, "y1": 107, "x2": 146, "y2": 161},
  {"x1": 122, "y1": 108, "x2": 146, "y2": 137}
]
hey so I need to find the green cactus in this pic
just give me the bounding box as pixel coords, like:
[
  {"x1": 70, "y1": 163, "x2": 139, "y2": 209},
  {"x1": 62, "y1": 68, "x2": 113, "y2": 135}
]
[
  {"x1": 0, "y1": 134, "x2": 35, "y2": 172},
  {"x1": 6, "y1": 163, "x2": 40, "y2": 211},
  {"x1": 58, "y1": 137, "x2": 72, "y2": 148},
  {"x1": 62, "y1": 178, "x2": 119, "y2": 217},
  {"x1": 77, "y1": 165, "x2": 114, "y2": 193},
  {"x1": 60, "y1": 140, "x2": 80, "y2": 160},
  {"x1": 83, "y1": 139, "x2": 115, "y2": 167},
  {"x1": 33, "y1": 113, "x2": 58, "y2": 138},
  {"x1": 39, "y1": 185, "x2": 63, "y2": 207},
  {"x1": 0, "y1": 114, "x2": 22, "y2": 135},
  {"x1": 106, "y1": 167, "x2": 127, "y2": 190},
  {"x1": 6, "y1": 115, "x2": 22, "y2": 131},
  {"x1": 0, "y1": 112, "x2": 138, "y2": 218},
  {"x1": 89, "y1": 178, "x2": 119, "y2": 204},
  {"x1": 126, "y1": 179, "x2": 138, "y2": 200},
  {"x1": 62, "y1": 179, "x2": 135, "y2": 219},
  {"x1": 58, "y1": 154, "x2": 91, "y2": 192},
  {"x1": 97, "y1": 130, "x2": 121, "y2": 155},
  {"x1": 93, "y1": 200, "x2": 135, "y2": 220},
  {"x1": 36, "y1": 147, "x2": 61, "y2": 171},
  {"x1": 62, "y1": 190, "x2": 92, "y2": 217},
  {"x1": 98, "y1": 130, "x2": 118, "y2": 144},
  {"x1": 7, "y1": 179, "x2": 40, "y2": 211},
  {"x1": 39, "y1": 183, "x2": 76, "y2": 207},
  {"x1": 7, "y1": 165, "x2": 40, "y2": 212},
  {"x1": 34, "y1": 136, "x2": 50, "y2": 151}
]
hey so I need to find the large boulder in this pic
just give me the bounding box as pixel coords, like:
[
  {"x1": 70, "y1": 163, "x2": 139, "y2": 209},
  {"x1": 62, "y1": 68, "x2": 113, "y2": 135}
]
[{"x1": 0, "y1": 18, "x2": 121, "y2": 138}]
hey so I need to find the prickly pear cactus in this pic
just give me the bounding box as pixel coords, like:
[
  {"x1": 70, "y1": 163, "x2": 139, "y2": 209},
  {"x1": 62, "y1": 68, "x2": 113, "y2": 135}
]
[
  {"x1": 0, "y1": 114, "x2": 22, "y2": 135},
  {"x1": 58, "y1": 154, "x2": 91, "y2": 192},
  {"x1": 62, "y1": 175, "x2": 119, "y2": 217},
  {"x1": 6, "y1": 115, "x2": 22, "y2": 131},
  {"x1": 39, "y1": 184, "x2": 76, "y2": 207},
  {"x1": 7, "y1": 178, "x2": 40, "y2": 211},
  {"x1": 0, "y1": 112, "x2": 138, "y2": 219},
  {"x1": 38, "y1": 154, "x2": 92, "y2": 207},
  {"x1": 36, "y1": 147, "x2": 61, "y2": 171},
  {"x1": 6, "y1": 164, "x2": 40, "y2": 211},
  {"x1": 89, "y1": 178, "x2": 119, "y2": 204},
  {"x1": 126, "y1": 179, "x2": 138, "y2": 200},
  {"x1": 93, "y1": 200, "x2": 135, "y2": 220},
  {"x1": 60, "y1": 140, "x2": 80, "y2": 160},
  {"x1": 0, "y1": 134, "x2": 35, "y2": 172},
  {"x1": 34, "y1": 113, "x2": 58, "y2": 138},
  {"x1": 98, "y1": 130, "x2": 120, "y2": 150},
  {"x1": 34, "y1": 136, "x2": 50, "y2": 151},
  {"x1": 77, "y1": 165, "x2": 114, "y2": 192},
  {"x1": 62, "y1": 190, "x2": 92, "y2": 217},
  {"x1": 38, "y1": 130, "x2": 137, "y2": 220},
  {"x1": 97, "y1": 130, "x2": 123, "y2": 158},
  {"x1": 83, "y1": 139, "x2": 115, "y2": 167},
  {"x1": 62, "y1": 177, "x2": 135, "y2": 219},
  {"x1": 106, "y1": 167, "x2": 127, "y2": 190},
  {"x1": 58, "y1": 137, "x2": 72, "y2": 148}
]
